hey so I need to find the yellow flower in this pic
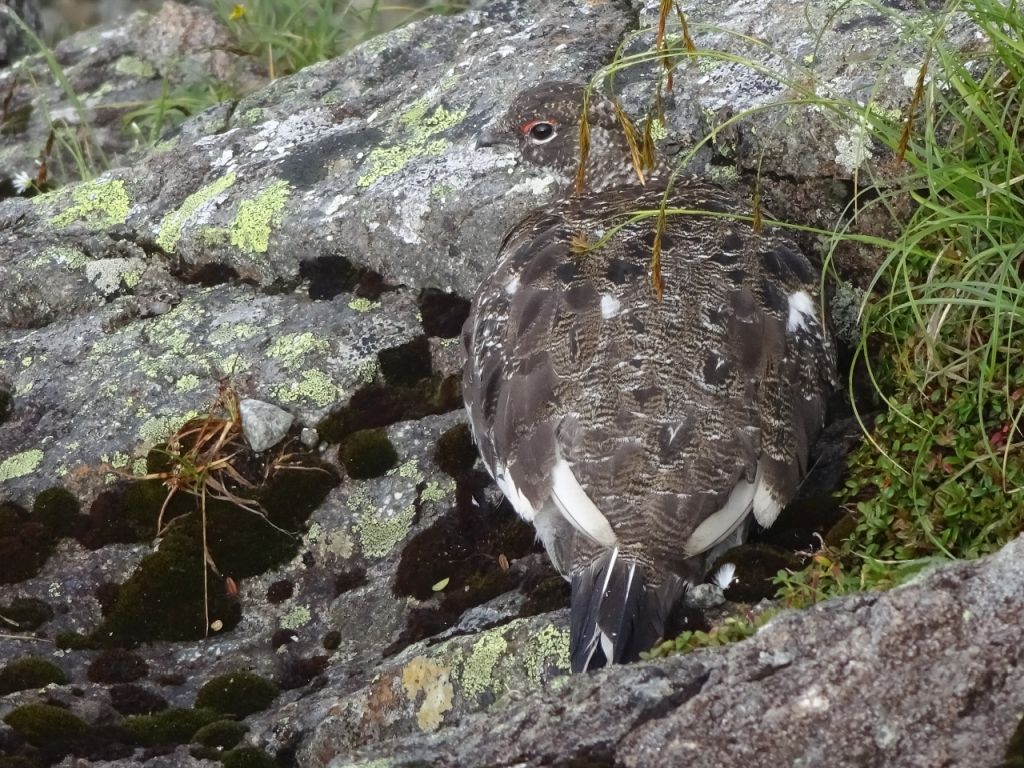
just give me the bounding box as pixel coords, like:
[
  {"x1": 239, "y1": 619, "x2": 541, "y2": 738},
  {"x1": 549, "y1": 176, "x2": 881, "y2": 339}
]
[{"x1": 229, "y1": 4, "x2": 246, "y2": 20}]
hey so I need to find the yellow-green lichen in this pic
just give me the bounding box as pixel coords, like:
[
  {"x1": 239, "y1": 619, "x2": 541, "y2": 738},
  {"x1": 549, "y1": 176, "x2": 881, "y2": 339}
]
[
  {"x1": 356, "y1": 96, "x2": 468, "y2": 188},
  {"x1": 267, "y1": 332, "x2": 330, "y2": 371},
  {"x1": 461, "y1": 630, "x2": 508, "y2": 700},
  {"x1": 647, "y1": 117, "x2": 668, "y2": 142},
  {"x1": 348, "y1": 298, "x2": 380, "y2": 313},
  {"x1": 240, "y1": 108, "x2": 264, "y2": 125},
  {"x1": 175, "y1": 374, "x2": 200, "y2": 392},
  {"x1": 420, "y1": 479, "x2": 455, "y2": 504},
  {"x1": 85, "y1": 257, "x2": 144, "y2": 295},
  {"x1": 273, "y1": 369, "x2": 339, "y2": 407},
  {"x1": 229, "y1": 180, "x2": 290, "y2": 254},
  {"x1": 401, "y1": 657, "x2": 453, "y2": 732},
  {"x1": 208, "y1": 322, "x2": 262, "y2": 345},
  {"x1": 391, "y1": 459, "x2": 423, "y2": 482},
  {"x1": 30, "y1": 245, "x2": 88, "y2": 269},
  {"x1": 355, "y1": 359, "x2": 379, "y2": 384},
  {"x1": 280, "y1": 605, "x2": 311, "y2": 630},
  {"x1": 0, "y1": 449, "x2": 44, "y2": 482},
  {"x1": 156, "y1": 173, "x2": 237, "y2": 253},
  {"x1": 50, "y1": 178, "x2": 131, "y2": 230},
  {"x1": 114, "y1": 55, "x2": 155, "y2": 78},
  {"x1": 353, "y1": 500, "x2": 416, "y2": 558},
  {"x1": 138, "y1": 411, "x2": 200, "y2": 445},
  {"x1": 523, "y1": 624, "x2": 570, "y2": 685}
]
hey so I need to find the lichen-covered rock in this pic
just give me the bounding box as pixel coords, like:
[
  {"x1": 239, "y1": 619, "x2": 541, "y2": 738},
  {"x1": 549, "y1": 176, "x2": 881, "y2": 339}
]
[{"x1": 0, "y1": 0, "x2": 1013, "y2": 766}]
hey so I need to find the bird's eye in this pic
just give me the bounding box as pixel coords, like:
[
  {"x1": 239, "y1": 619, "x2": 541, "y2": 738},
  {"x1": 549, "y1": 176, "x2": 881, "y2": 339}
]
[{"x1": 525, "y1": 121, "x2": 556, "y2": 143}]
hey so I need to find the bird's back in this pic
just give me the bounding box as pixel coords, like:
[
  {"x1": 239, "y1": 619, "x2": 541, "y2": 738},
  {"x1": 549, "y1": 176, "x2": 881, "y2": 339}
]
[{"x1": 464, "y1": 162, "x2": 834, "y2": 671}]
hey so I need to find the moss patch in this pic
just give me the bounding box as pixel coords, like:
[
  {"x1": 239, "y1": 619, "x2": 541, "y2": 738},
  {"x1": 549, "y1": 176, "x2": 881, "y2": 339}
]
[
  {"x1": 193, "y1": 719, "x2": 247, "y2": 749},
  {"x1": 434, "y1": 423, "x2": 478, "y2": 478},
  {"x1": 195, "y1": 672, "x2": 279, "y2": 718},
  {"x1": 0, "y1": 597, "x2": 53, "y2": 630},
  {"x1": 221, "y1": 747, "x2": 278, "y2": 768},
  {"x1": 299, "y1": 255, "x2": 394, "y2": 301},
  {"x1": 0, "y1": 657, "x2": 67, "y2": 694},
  {"x1": 3, "y1": 703, "x2": 88, "y2": 746},
  {"x1": 31, "y1": 486, "x2": 81, "y2": 539},
  {"x1": 122, "y1": 707, "x2": 221, "y2": 747},
  {"x1": 87, "y1": 648, "x2": 148, "y2": 684},
  {"x1": 109, "y1": 683, "x2": 168, "y2": 715},
  {"x1": 339, "y1": 428, "x2": 399, "y2": 479}
]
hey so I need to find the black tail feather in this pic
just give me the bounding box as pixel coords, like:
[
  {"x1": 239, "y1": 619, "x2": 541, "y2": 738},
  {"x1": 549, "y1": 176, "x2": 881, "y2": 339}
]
[{"x1": 569, "y1": 549, "x2": 687, "y2": 672}]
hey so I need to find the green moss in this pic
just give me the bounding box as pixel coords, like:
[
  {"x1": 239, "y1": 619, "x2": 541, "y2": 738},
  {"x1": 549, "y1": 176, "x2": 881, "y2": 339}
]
[
  {"x1": 87, "y1": 648, "x2": 148, "y2": 683},
  {"x1": 94, "y1": 514, "x2": 241, "y2": 645},
  {"x1": 434, "y1": 423, "x2": 477, "y2": 477},
  {"x1": 122, "y1": 707, "x2": 221, "y2": 746},
  {"x1": 192, "y1": 719, "x2": 248, "y2": 749},
  {"x1": 0, "y1": 518, "x2": 55, "y2": 584},
  {"x1": 50, "y1": 178, "x2": 131, "y2": 229},
  {"x1": 0, "y1": 388, "x2": 12, "y2": 424},
  {"x1": 0, "y1": 657, "x2": 67, "y2": 694},
  {"x1": 221, "y1": 747, "x2": 278, "y2": 768},
  {"x1": 256, "y1": 461, "x2": 340, "y2": 531},
  {"x1": 31, "y1": 487, "x2": 81, "y2": 538},
  {"x1": 229, "y1": 180, "x2": 290, "y2": 254},
  {"x1": 195, "y1": 672, "x2": 279, "y2": 718},
  {"x1": 3, "y1": 703, "x2": 88, "y2": 746},
  {"x1": 0, "y1": 597, "x2": 53, "y2": 630},
  {"x1": 156, "y1": 173, "x2": 237, "y2": 253},
  {"x1": 55, "y1": 631, "x2": 100, "y2": 650},
  {"x1": 0, "y1": 449, "x2": 43, "y2": 482},
  {"x1": 339, "y1": 429, "x2": 399, "y2": 479},
  {"x1": 120, "y1": 477, "x2": 192, "y2": 541}
]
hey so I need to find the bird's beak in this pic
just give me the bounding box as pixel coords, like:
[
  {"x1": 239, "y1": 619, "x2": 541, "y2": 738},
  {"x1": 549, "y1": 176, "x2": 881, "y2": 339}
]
[{"x1": 476, "y1": 121, "x2": 508, "y2": 149}]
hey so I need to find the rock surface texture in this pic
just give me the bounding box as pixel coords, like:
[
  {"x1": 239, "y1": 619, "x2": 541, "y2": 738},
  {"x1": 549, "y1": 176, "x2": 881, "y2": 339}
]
[{"x1": 0, "y1": 0, "x2": 1018, "y2": 766}]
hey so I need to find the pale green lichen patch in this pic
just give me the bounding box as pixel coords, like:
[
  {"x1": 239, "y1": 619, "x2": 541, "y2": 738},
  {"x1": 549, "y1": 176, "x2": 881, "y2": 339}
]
[
  {"x1": 460, "y1": 630, "x2": 508, "y2": 700},
  {"x1": 420, "y1": 479, "x2": 455, "y2": 504},
  {"x1": 647, "y1": 117, "x2": 668, "y2": 142},
  {"x1": 174, "y1": 374, "x2": 200, "y2": 392},
  {"x1": 523, "y1": 624, "x2": 570, "y2": 685},
  {"x1": 0, "y1": 449, "x2": 44, "y2": 482},
  {"x1": 267, "y1": 332, "x2": 331, "y2": 371},
  {"x1": 280, "y1": 605, "x2": 312, "y2": 629},
  {"x1": 50, "y1": 178, "x2": 131, "y2": 229},
  {"x1": 84, "y1": 257, "x2": 145, "y2": 296},
  {"x1": 391, "y1": 458, "x2": 423, "y2": 482},
  {"x1": 273, "y1": 369, "x2": 339, "y2": 407},
  {"x1": 138, "y1": 411, "x2": 200, "y2": 445},
  {"x1": 229, "y1": 180, "x2": 291, "y2": 253},
  {"x1": 114, "y1": 55, "x2": 155, "y2": 78},
  {"x1": 28, "y1": 245, "x2": 88, "y2": 269},
  {"x1": 353, "y1": 496, "x2": 416, "y2": 558},
  {"x1": 348, "y1": 298, "x2": 380, "y2": 313},
  {"x1": 356, "y1": 96, "x2": 468, "y2": 188},
  {"x1": 208, "y1": 322, "x2": 263, "y2": 345},
  {"x1": 156, "y1": 172, "x2": 237, "y2": 253}
]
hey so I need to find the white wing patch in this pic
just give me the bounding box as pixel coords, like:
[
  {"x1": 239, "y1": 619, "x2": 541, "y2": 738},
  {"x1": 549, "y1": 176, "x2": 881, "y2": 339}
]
[
  {"x1": 600, "y1": 294, "x2": 621, "y2": 319},
  {"x1": 786, "y1": 290, "x2": 816, "y2": 332},
  {"x1": 550, "y1": 459, "x2": 617, "y2": 547},
  {"x1": 753, "y1": 479, "x2": 783, "y2": 528},
  {"x1": 684, "y1": 475, "x2": 756, "y2": 556},
  {"x1": 494, "y1": 462, "x2": 536, "y2": 522}
]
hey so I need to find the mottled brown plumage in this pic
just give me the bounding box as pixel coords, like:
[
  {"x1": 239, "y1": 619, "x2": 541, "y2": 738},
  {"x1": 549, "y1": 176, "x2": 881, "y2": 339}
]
[{"x1": 464, "y1": 83, "x2": 836, "y2": 671}]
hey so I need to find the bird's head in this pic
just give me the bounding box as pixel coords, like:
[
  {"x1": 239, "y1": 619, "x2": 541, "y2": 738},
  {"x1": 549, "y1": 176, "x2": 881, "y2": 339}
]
[{"x1": 479, "y1": 81, "x2": 645, "y2": 192}]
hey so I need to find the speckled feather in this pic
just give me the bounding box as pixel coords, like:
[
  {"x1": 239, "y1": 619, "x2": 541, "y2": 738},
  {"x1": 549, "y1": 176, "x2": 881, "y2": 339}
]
[{"x1": 464, "y1": 83, "x2": 836, "y2": 670}]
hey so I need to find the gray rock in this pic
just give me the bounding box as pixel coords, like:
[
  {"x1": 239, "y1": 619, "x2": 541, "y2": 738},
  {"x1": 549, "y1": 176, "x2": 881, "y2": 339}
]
[
  {"x1": 313, "y1": 539, "x2": 1024, "y2": 767},
  {"x1": 0, "y1": 0, "x2": 41, "y2": 68},
  {"x1": 239, "y1": 397, "x2": 294, "y2": 452}
]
